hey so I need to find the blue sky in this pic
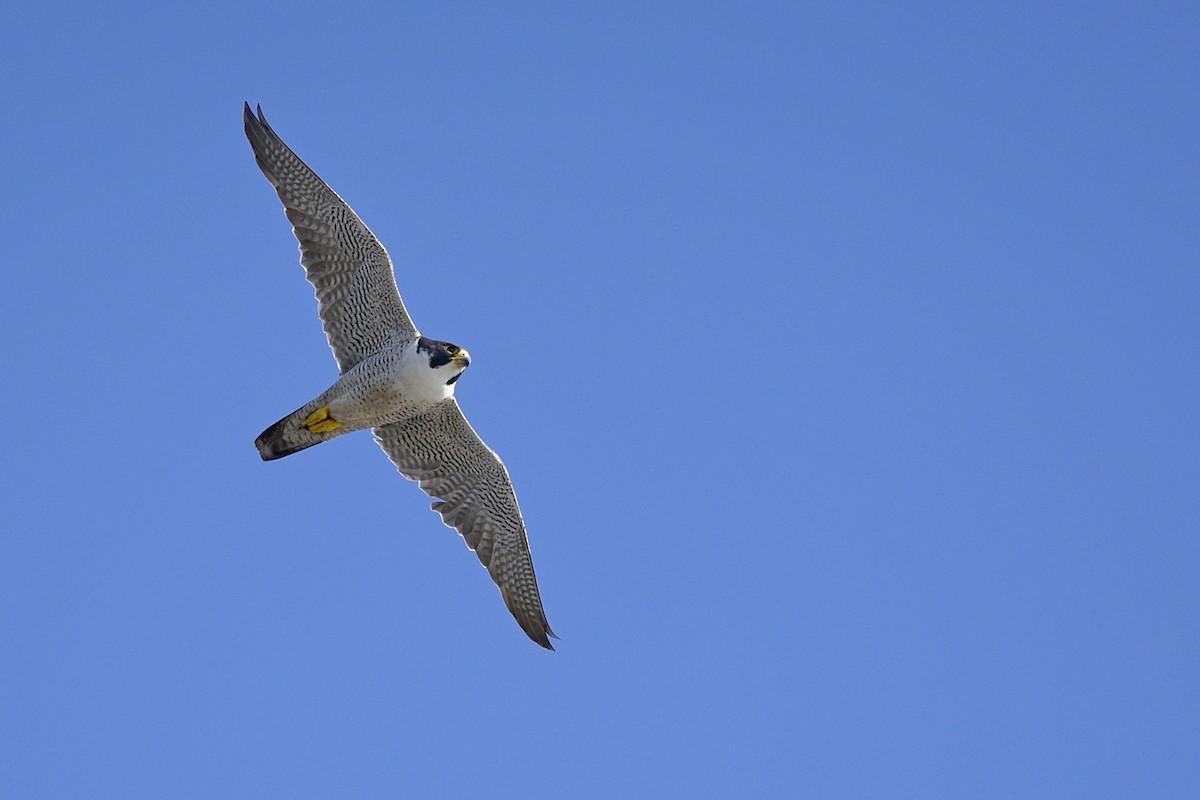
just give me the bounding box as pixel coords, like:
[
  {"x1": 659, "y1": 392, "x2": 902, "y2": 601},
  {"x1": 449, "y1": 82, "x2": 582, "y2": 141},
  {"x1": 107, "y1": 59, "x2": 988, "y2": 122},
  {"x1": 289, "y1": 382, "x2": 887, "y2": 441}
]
[{"x1": 2, "y1": 2, "x2": 1197, "y2": 797}]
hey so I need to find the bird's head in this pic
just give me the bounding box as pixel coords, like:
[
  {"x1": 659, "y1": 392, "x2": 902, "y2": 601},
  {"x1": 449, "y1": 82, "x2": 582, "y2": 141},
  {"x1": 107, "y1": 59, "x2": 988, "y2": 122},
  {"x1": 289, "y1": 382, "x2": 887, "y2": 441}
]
[{"x1": 417, "y1": 336, "x2": 471, "y2": 386}]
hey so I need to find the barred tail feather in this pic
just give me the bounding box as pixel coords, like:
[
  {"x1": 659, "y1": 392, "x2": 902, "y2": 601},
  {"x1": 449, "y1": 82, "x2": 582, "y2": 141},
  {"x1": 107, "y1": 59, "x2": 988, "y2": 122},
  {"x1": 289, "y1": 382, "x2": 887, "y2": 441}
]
[{"x1": 255, "y1": 407, "x2": 323, "y2": 461}]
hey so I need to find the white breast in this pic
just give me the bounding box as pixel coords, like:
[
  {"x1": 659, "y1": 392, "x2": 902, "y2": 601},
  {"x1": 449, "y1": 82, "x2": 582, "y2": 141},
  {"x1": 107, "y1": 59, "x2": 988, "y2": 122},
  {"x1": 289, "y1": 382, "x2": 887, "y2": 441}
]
[
  {"x1": 394, "y1": 338, "x2": 458, "y2": 405},
  {"x1": 326, "y1": 339, "x2": 457, "y2": 427}
]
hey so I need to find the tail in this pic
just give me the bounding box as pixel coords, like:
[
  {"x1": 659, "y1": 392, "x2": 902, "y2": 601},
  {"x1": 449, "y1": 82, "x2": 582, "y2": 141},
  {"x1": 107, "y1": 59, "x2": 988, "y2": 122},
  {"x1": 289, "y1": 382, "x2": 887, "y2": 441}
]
[{"x1": 255, "y1": 405, "x2": 328, "y2": 461}]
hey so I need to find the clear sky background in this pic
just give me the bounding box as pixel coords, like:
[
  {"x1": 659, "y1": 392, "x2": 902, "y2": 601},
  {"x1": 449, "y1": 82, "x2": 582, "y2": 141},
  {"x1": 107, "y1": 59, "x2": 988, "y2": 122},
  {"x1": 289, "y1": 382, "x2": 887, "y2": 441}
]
[{"x1": 1, "y1": 2, "x2": 1197, "y2": 797}]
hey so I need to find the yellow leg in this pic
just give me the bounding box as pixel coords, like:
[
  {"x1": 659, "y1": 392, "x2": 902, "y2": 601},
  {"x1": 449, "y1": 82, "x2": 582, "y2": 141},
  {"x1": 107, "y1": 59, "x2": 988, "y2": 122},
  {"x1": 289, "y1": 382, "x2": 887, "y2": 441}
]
[{"x1": 302, "y1": 406, "x2": 343, "y2": 433}]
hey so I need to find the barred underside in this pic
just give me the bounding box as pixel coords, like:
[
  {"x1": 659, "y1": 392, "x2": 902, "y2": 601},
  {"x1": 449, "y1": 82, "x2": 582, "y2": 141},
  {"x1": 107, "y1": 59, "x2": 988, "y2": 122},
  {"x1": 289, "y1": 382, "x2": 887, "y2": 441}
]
[
  {"x1": 373, "y1": 401, "x2": 556, "y2": 649},
  {"x1": 244, "y1": 103, "x2": 418, "y2": 373}
]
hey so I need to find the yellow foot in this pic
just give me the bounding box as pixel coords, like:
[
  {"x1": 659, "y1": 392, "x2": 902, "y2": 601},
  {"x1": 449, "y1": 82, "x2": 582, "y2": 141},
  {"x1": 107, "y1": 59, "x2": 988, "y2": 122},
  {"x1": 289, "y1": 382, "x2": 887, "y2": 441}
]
[{"x1": 302, "y1": 406, "x2": 343, "y2": 433}]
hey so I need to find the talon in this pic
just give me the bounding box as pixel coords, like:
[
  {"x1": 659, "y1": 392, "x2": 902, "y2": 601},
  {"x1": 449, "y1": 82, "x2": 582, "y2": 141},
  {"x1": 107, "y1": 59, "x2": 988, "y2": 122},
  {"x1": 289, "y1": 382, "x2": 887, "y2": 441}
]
[
  {"x1": 302, "y1": 406, "x2": 343, "y2": 433},
  {"x1": 302, "y1": 406, "x2": 329, "y2": 427}
]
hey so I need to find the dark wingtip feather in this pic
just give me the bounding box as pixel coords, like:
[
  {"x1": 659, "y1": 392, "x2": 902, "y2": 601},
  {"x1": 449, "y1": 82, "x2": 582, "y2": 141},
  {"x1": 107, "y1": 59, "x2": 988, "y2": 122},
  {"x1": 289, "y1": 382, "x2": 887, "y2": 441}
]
[
  {"x1": 243, "y1": 101, "x2": 263, "y2": 136},
  {"x1": 527, "y1": 620, "x2": 558, "y2": 650},
  {"x1": 243, "y1": 102, "x2": 262, "y2": 144},
  {"x1": 243, "y1": 102, "x2": 273, "y2": 145},
  {"x1": 528, "y1": 629, "x2": 555, "y2": 651}
]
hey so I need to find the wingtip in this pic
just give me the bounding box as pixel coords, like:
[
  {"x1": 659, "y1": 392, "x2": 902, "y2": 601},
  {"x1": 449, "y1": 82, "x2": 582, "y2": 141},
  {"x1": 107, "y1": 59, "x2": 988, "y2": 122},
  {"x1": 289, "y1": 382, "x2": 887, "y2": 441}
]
[
  {"x1": 243, "y1": 102, "x2": 258, "y2": 136},
  {"x1": 243, "y1": 101, "x2": 268, "y2": 129},
  {"x1": 530, "y1": 622, "x2": 558, "y2": 650}
]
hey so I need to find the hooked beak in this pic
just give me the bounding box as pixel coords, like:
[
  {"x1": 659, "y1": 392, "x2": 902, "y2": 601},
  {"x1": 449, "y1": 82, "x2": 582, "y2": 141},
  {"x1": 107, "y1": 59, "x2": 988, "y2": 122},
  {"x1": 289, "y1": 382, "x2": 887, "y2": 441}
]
[{"x1": 452, "y1": 350, "x2": 471, "y2": 367}]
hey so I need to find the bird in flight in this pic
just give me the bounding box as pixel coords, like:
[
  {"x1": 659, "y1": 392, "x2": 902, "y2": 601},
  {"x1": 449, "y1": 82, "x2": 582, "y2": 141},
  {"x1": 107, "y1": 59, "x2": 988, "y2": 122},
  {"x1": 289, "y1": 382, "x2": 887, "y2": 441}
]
[{"x1": 244, "y1": 103, "x2": 556, "y2": 649}]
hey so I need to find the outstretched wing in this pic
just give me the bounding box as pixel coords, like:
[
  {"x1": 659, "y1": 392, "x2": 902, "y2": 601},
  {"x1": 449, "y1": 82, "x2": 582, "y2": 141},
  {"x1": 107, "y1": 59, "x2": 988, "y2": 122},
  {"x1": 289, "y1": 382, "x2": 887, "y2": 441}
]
[
  {"x1": 373, "y1": 401, "x2": 556, "y2": 649},
  {"x1": 244, "y1": 103, "x2": 418, "y2": 372}
]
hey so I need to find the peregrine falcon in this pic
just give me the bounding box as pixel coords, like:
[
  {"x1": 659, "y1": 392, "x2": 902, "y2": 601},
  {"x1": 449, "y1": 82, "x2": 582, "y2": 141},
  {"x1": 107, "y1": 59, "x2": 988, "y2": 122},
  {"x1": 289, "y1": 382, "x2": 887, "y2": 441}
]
[{"x1": 244, "y1": 103, "x2": 556, "y2": 649}]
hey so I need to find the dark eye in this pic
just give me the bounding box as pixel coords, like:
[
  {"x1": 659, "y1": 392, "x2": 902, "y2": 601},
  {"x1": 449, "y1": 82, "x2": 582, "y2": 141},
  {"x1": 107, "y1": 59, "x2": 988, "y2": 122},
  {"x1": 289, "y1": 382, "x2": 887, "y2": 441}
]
[{"x1": 446, "y1": 345, "x2": 459, "y2": 355}]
